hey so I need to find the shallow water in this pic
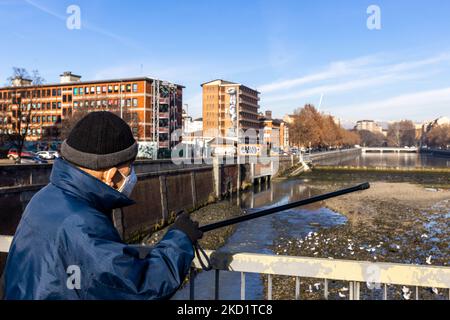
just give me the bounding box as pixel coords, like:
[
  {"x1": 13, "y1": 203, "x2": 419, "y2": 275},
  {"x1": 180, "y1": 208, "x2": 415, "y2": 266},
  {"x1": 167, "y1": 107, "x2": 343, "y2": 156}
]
[
  {"x1": 172, "y1": 180, "x2": 347, "y2": 300},
  {"x1": 172, "y1": 153, "x2": 449, "y2": 300},
  {"x1": 315, "y1": 153, "x2": 450, "y2": 168}
]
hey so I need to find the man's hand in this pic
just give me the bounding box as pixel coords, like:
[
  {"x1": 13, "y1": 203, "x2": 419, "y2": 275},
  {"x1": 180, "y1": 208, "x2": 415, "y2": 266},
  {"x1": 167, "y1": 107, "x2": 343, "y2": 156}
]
[{"x1": 170, "y1": 212, "x2": 203, "y2": 244}]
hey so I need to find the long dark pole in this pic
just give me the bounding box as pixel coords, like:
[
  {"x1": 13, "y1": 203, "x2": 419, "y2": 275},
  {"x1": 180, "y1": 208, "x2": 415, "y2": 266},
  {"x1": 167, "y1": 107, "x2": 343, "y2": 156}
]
[{"x1": 199, "y1": 182, "x2": 370, "y2": 233}]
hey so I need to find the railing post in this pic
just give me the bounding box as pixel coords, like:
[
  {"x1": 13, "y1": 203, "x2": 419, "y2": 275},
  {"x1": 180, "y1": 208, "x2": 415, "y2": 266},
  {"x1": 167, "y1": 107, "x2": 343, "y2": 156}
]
[
  {"x1": 267, "y1": 274, "x2": 272, "y2": 300},
  {"x1": 240, "y1": 272, "x2": 246, "y2": 300},
  {"x1": 214, "y1": 270, "x2": 220, "y2": 300},
  {"x1": 295, "y1": 277, "x2": 301, "y2": 300},
  {"x1": 355, "y1": 282, "x2": 360, "y2": 300},
  {"x1": 324, "y1": 279, "x2": 329, "y2": 300},
  {"x1": 383, "y1": 284, "x2": 388, "y2": 300},
  {"x1": 415, "y1": 286, "x2": 419, "y2": 300},
  {"x1": 189, "y1": 267, "x2": 195, "y2": 301},
  {"x1": 349, "y1": 282, "x2": 354, "y2": 300}
]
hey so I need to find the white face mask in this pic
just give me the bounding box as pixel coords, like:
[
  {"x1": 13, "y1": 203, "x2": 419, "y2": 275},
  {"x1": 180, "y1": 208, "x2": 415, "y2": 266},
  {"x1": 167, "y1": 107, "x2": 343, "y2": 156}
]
[{"x1": 117, "y1": 166, "x2": 137, "y2": 198}]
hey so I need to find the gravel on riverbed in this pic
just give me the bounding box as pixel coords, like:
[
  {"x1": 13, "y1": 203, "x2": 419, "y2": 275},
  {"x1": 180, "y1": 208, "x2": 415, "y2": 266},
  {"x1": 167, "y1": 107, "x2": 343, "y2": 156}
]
[
  {"x1": 267, "y1": 182, "x2": 450, "y2": 300},
  {"x1": 144, "y1": 201, "x2": 243, "y2": 251}
]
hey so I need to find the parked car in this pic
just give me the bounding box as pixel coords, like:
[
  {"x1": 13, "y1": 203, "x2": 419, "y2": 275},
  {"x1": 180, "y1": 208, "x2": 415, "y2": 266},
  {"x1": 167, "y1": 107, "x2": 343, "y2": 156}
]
[
  {"x1": 7, "y1": 148, "x2": 36, "y2": 160},
  {"x1": 49, "y1": 151, "x2": 60, "y2": 158},
  {"x1": 19, "y1": 156, "x2": 48, "y2": 164},
  {"x1": 37, "y1": 151, "x2": 59, "y2": 160}
]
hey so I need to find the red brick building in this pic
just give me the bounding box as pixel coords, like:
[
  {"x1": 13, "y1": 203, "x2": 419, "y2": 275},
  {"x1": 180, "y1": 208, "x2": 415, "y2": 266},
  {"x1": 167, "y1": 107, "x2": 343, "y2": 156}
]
[{"x1": 0, "y1": 72, "x2": 184, "y2": 153}]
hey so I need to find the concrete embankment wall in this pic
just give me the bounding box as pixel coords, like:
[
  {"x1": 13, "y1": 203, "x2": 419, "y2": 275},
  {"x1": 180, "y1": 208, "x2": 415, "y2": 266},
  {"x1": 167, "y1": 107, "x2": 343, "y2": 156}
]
[
  {"x1": 0, "y1": 156, "x2": 296, "y2": 272},
  {"x1": 420, "y1": 148, "x2": 450, "y2": 157},
  {"x1": 0, "y1": 156, "x2": 298, "y2": 274},
  {"x1": 0, "y1": 159, "x2": 212, "y2": 188},
  {"x1": 308, "y1": 148, "x2": 362, "y2": 165}
]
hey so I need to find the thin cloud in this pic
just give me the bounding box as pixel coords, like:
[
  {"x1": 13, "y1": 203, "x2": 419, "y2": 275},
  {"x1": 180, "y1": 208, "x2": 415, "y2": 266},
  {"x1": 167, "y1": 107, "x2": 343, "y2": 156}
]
[
  {"x1": 259, "y1": 55, "x2": 378, "y2": 93},
  {"x1": 24, "y1": 0, "x2": 139, "y2": 49},
  {"x1": 259, "y1": 53, "x2": 450, "y2": 96},
  {"x1": 263, "y1": 71, "x2": 426, "y2": 103},
  {"x1": 335, "y1": 87, "x2": 450, "y2": 114}
]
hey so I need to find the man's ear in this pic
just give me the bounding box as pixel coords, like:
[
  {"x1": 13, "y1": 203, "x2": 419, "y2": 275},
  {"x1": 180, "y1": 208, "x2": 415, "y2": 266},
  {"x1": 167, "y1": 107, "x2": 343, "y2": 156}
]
[{"x1": 103, "y1": 167, "x2": 118, "y2": 187}]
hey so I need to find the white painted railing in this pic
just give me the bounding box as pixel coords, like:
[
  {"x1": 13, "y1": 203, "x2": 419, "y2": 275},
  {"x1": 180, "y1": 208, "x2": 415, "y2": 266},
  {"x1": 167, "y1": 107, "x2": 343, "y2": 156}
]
[
  {"x1": 191, "y1": 250, "x2": 450, "y2": 300},
  {"x1": 0, "y1": 235, "x2": 12, "y2": 253},
  {"x1": 2, "y1": 236, "x2": 449, "y2": 300}
]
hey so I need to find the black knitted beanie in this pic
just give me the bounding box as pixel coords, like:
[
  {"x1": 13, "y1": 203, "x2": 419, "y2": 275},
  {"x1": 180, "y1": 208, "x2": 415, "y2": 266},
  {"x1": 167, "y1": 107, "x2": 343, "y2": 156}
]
[{"x1": 60, "y1": 111, "x2": 138, "y2": 170}]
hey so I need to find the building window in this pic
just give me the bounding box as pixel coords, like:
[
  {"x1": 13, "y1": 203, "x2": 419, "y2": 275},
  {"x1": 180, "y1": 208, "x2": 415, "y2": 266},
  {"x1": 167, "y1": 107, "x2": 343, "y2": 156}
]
[
  {"x1": 57, "y1": 102, "x2": 61, "y2": 109},
  {"x1": 102, "y1": 86, "x2": 107, "y2": 93},
  {"x1": 132, "y1": 99, "x2": 138, "y2": 107},
  {"x1": 80, "y1": 87, "x2": 84, "y2": 95},
  {"x1": 114, "y1": 85, "x2": 119, "y2": 92},
  {"x1": 126, "y1": 84, "x2": 131, "y2": 92},
  {"x1": 74, "y1": 88, "x2": 78, "y2": 96},
  {"x1": 85, "y1": 87, "x2": 89, "y2": 94},
  {"x1": 108, "y1": 85, "x2": 113, "y2": 93},
  {"x1": 132, "y1": 83, "x2": 138, "y2": 93},
  {"x1": 57, "y1": 89, "x2": 61, "y2": 96},
  {"x1": 96, "y1": 86, "x2": 101, "y2": 94},
  {"x1": 63, "y1": 95, "x2": 67, "y2": 103},
  {"x1": 91, "y1": 87, "x2": 95, "y2": 94}
]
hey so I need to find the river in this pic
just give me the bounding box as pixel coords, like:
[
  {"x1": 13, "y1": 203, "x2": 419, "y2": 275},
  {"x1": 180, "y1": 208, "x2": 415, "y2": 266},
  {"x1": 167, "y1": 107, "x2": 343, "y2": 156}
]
[
  {"x1": 172, "y1": 152, "x2": 449, "y2": 300},
  {"x1": 314, "y1": 152, "x2": 450, "y2": 168}
]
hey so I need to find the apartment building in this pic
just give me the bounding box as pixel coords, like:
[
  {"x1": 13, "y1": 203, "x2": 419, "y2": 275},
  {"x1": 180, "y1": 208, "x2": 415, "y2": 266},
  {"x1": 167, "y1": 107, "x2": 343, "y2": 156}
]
[
  {"x1": 259, "y1": 111, "x2": 289, "y2": 152},
  {"x1": 0, "y1": 72, "x2": 184, "y2": 152},
  {"x1": 202, "y1": 79, "x2": 260, "y2": 142},
  {"x1": 354, "y1": 120, "x2": 383, "y2": 134}
]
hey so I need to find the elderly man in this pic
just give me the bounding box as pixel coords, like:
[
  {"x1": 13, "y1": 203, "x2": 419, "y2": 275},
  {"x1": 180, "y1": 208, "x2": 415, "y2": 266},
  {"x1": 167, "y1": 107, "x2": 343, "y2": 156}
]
[{"x1": 2, "y1": 111, "x2": 202, "y2": 300}]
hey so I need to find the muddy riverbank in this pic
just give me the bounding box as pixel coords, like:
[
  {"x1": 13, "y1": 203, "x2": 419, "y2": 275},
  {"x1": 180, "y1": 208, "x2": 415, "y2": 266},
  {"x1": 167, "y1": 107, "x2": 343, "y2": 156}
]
[{"x1": 269, "y1": 182, "x2": 450, "y2": 300}]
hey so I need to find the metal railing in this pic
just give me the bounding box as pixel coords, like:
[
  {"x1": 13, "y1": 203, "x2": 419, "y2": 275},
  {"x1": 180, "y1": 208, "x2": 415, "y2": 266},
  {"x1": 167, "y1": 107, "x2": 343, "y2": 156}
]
[
  {"x1": 2, "y1": 236, "x2": 449, "y2": 300},
  {"x1": 0, "y1": 235, "x2": 12, "y2": 253},
  {"x1": 190, "y1": 250, "x2": 450, "y2": 300}
]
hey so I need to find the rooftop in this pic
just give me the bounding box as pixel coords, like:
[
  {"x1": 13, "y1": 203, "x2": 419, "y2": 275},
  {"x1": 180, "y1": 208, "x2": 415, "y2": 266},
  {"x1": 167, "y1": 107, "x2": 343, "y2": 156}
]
[{"x1": 0, "y1": 76, "x2": 185, "y2": 90}]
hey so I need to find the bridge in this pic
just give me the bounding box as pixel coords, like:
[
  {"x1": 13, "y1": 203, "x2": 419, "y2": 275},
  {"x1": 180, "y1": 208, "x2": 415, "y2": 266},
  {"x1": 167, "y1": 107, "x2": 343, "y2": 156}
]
[
  {"x1": 362, "y1": 147, "x2": 418, "y2": 154},
  {"x1": 1, "y1": 235, "x2": 448, "y2": 300}
]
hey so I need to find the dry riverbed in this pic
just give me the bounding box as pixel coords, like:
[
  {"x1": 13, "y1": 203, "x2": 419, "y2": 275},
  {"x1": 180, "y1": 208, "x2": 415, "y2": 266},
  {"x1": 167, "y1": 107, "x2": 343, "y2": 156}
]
[{"x1": 269, "y1": 182, "x2": 450, "y2": 300}]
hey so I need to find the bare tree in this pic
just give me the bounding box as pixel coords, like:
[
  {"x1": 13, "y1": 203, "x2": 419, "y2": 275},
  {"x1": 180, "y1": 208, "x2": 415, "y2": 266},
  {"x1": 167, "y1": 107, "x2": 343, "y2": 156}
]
[
  {"x1": 358, "y1": 130, "x2": 386, "y2": 147},
  {"x1": 424, "y1": 124, "x2": 450, "y2": 149},
  {"x1": 387, "y1": 120, "x2": 416, "y2": 147},
  {"x1": 2, "y1": 68, "x2": 45, "y2": 163}
]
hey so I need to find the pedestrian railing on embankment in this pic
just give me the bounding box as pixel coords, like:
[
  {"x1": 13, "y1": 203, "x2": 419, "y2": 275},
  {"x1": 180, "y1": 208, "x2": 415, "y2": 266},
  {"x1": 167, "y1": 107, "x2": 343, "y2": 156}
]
[
  {"x1": 1, "y1": 236, "x2": 448, "y2": 300},
  {"x1": 190, "y1": 250, "x2": 450, "y2": 300}
]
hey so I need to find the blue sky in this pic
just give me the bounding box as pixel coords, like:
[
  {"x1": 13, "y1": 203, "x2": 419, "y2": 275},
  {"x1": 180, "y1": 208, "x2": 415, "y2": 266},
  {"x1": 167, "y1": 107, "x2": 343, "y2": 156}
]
[{"x1": 1, "y1": 0, "x2": 449, "y2": 124}]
